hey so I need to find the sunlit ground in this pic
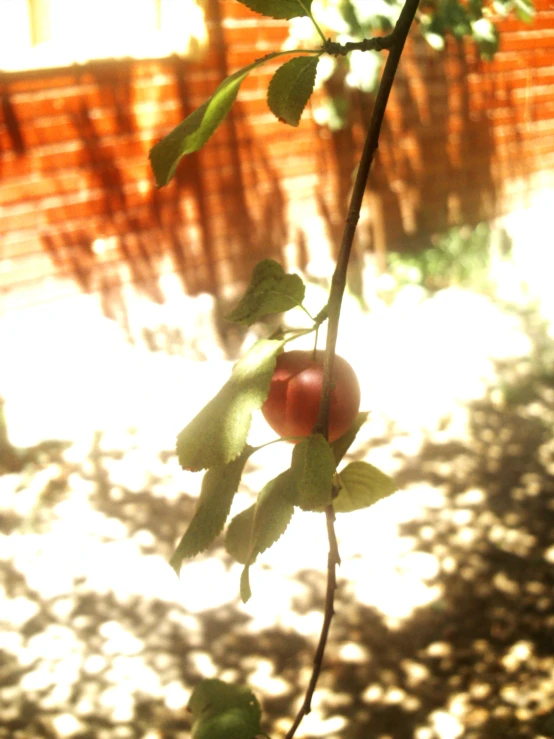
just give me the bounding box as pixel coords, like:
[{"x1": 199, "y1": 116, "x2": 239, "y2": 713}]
[{"x1": 1, "y1": 203, "x2": 554, "y2": 738}]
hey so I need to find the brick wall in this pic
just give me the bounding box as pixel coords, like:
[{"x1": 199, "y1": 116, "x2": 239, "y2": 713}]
[{"x1": 1, "y1": 0, "x2": 553, "y2": 319}]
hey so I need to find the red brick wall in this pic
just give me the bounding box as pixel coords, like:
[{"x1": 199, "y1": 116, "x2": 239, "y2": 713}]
[{"x1": 1, "y1": 0, "x2": 553, "y2": 316}]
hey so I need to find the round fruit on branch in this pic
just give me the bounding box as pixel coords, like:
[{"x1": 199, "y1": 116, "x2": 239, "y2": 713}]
[{"x1": 261, "y1": 350, "x2": 361, "y2": 442}]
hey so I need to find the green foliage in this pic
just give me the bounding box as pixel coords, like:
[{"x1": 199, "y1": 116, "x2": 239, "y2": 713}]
[
  {"x1": 149, "y1": 0, "x2": 534, "y2": 186},
  {"x1": 470, "y1": 18, "x2": 499, "y2": 60},
  {"x1": 233, "y1": 470, "x2": 296, "y2": 602},
  {"x1": 149, "y1": 54, "x2": 281, "y2": 187},
  {"x1": 290, "y1": 434, "x2": 335, "y2": 511},
  {"x1": 293, "y1": 0, "x2": 535, "y2": 130},
  {"x1": 388, "y1": 222, "x2": 497, "y2": 292},
  {"x1": 493, "y1": 0, "x2": 535, "y2": 21},
  {"x1": 418, "y1": 0, "x2": 503, "y2": 58},
  {"x1": 171, "y1": 254, "x2": 398, "y2": 603},
  {"x1": 334, "y1": 461, "x2": 397, "y2": 513},
  {"x1": 331, "y1": 411, "x2": 370, "y2": 464},
  {"x1": 225, "y1": 506, "x2": 256, "y2": 565},
  {"x1": 149, "y1": 1, "x2": 323, "y2": 187},
  {"x1": 188, "y1": 679, "x2": 262, "y2": 739},
  {"x1": 267, "y1": 55, "x2": 320, "y2": 126},
  {"x1": 226, "y1": 470, "x2": 296, "y2": 565},
  {"x1": 237, "y1": 0, "x2": 313, "y2": 20},
  {"x1": 143, "y1": 0, "x2": 538, "y2": 730},
  {"x1": 169, "y1": 448, "x2": 253, "y2": 573},
  {"x1": 176, "y1": 339, "x2": 285, "y2": 471},
  {"x1": 225, "y1": 259, "x2": 306, "y2": 326}
]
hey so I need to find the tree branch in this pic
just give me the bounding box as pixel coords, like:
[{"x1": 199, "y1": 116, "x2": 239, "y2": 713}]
[
  {"x1": 284, "y1": 506, "x2": 340, "y2": 739},
  {"x1": 324, "y1": 33, "x2": 395, "y2": 56},
  {"x1": 316, "y1": 0, "x2": 421, "y2": 441},
  {"x1": 287, "y1": 1, "x2": 421, "y2": 737}
]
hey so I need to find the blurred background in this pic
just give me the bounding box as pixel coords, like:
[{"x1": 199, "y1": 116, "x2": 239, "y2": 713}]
[{"x1": 1, "y1": 0, "x2": 554, "y2": 737}]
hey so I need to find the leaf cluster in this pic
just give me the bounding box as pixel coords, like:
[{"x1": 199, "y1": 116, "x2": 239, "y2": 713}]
[
  {"x1": 170, "y1": 261, "x2": 397, "y2": 603},
  {"x1": 150, "y1": 0, "x2": 323, "y2": 187},
  {"x1": 388, "y1": 221, "x2": 495, "y2": 292},
  {"x1": 299, "y1": 0, "x2": 535, "y2": 130},
  {"x1": 149, "y1": 0, "x2": 535, "y2": 186}
]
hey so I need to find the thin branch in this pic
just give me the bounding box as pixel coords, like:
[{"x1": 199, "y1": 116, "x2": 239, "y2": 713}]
[
  {"x1": 316, "y1": 0, "x2": 421, "y2": 441},
  {"x1": 286, "y1": 1, "x2": 421, "y2": 737},
  {"x1": 324, "y1": 33, "x2": 395, "y2": 56},
  {"x1": 284, "y1": 506, "x2": 340, "y2": 739},
  {"x1": 298, "y1": 0, "x2": 327, "y2": 44}
]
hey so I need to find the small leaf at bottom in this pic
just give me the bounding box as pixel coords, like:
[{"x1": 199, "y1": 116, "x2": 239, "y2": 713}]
[{"x1": 189, "y1": 678, "x2": 261, "y2": 739}]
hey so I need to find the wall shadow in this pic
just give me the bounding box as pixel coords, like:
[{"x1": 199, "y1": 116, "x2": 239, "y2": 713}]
[
  {"x1": 2, "y1": 19, "x2": 290, "y2": 346},
  {"x1": 314, "y1": 34, "x2": 531, "y2": 281}
]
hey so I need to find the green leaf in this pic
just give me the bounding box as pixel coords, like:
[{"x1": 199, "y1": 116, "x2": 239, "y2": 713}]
[
  {"x1": 334, "y1": 461, "x2": 397, "y2": 513},
  {"x1": 236, "y1": 0, "x2": 313, "y2": 20},
  {"x1": 240, "y1": 565, "x2": 253, "y2": 604},
  {"x1": 471, "y1": 18, "x2": 499, "y2": 60},
  {"x1": 250, "y1": 471, "x2": 296, "y2": 553},
  {"x1": 290, "y1": 434, "x2": 335, "y2": 511},
  {"x1": 189, "y1": 679, "x2": 262, "y2": 739},
  {"x1": 268, "y1": 55, "x2": 319, "y2": 126},
  {"x1": 150, "y1": 54, "x2": 279, "y2": 187},
  {"x1": 225, "y1": 259, "x2": 305, "y2": 326},
  {"x1": 225, "y1": 505, "x2": 255, "y2": 564},
  {"x1": 331, "y1": 411, "x2": 369, "y2": 465},
  {"x1": 234, "y1": 470, "x2": 296, "y2": 601},
  {"x1": 177, "y1": 339, "x2": 285, "y2": 471},
  {"x1": 514, "y1": 0, "x2": 535, "y2": 22},
  {"x1": 442, "y1": 0, "x2": 471, "y2": 38},
  {"x1": 169, "y1": 448, "x2": 252, "y2": 573}
]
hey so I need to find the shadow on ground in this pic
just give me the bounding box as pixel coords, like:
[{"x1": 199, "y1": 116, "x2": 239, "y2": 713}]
[{"x1": 1, "y1": 329, "x2": 554, "y2": 738}]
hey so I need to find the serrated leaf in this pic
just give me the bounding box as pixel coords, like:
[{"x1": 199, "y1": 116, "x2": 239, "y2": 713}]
[
  {"x1": 169, "y1": 448, "x2": 252, "y2": 573},
  {"x1": 177, "y1": 339, "x2": 285, "y2": 471},
  {"x1": 268, "y1": 55, "x2": 319, "y2": 126},
  {"x1": 235, "y1": 470, "x2": 295, "y2": 601},
  {"x1": 225, "y1": 505, "x2": 255, "y2": 564},
  {"x1": 189, "y1": 679, "x2": 261, "y2": 739},
  {"x1": 236, "y1": 0, "x2": 312, "y2": 20},
  {"x1": 331, "y1": 412, "x2": 370, "y2": 465},
  {"x1": 250, "y1": 471, "x2": 296, "y2": 553},
  {"x1": 226, "y1": 259, "x2": 306, "y2": 326},
  {"x1": 150, "y1": 54, "x2": 279, "y2": 187},
  {"x1": 334, "y1": 461, "x2": 397, "y2": 513},
  {"x1": 290, "y1": 434, "x2": 335, "y2": 511}
]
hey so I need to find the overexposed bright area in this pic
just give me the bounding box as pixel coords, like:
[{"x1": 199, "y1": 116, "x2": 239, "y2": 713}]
[{"x1": 0, "y1": 0, "x2": 207, "y2": 72}]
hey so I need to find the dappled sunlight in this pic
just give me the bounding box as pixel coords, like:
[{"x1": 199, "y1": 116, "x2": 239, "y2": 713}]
[{"x1": 2, "y1": 224, "x2": 554, "y2": 736}]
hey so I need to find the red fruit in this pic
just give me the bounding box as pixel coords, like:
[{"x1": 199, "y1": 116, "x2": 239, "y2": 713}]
[{"x1": 262, "y1": 350, "x2": 361, "y2": 442}]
